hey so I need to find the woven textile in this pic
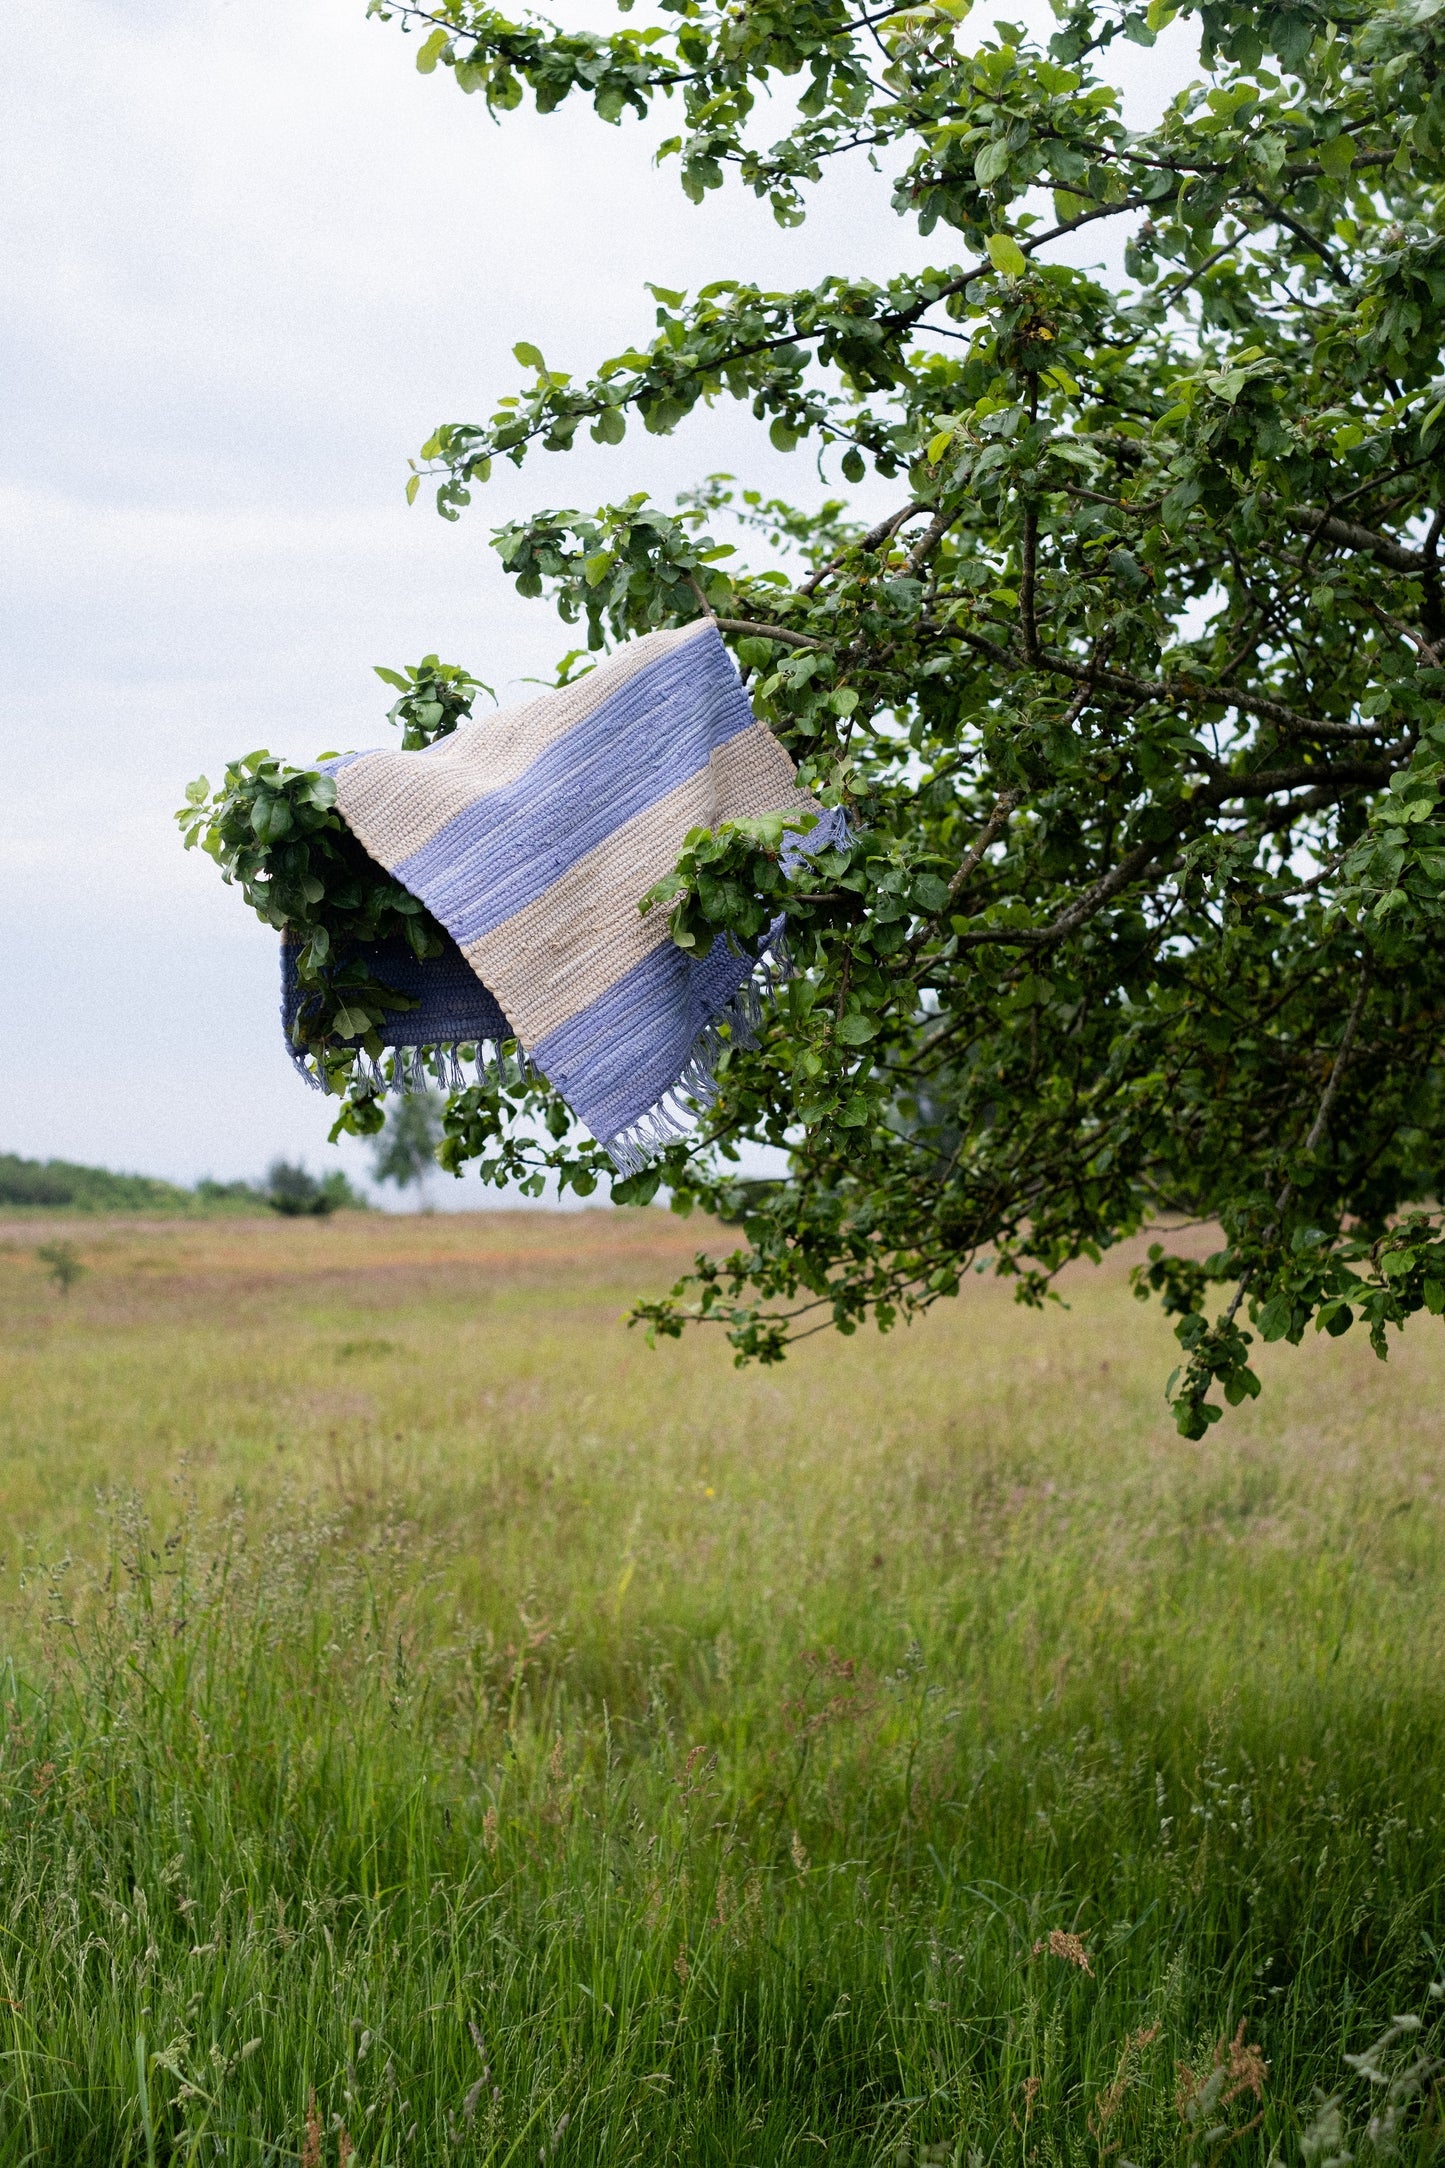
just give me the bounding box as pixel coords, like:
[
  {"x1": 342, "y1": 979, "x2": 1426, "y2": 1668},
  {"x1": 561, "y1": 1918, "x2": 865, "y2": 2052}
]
[
  {"x1": 305, "y1": 618, "x2": 839, "y2": 1171},
  {"x1": 282, "y1": 930, "x2": 514, "y2": 1094}
]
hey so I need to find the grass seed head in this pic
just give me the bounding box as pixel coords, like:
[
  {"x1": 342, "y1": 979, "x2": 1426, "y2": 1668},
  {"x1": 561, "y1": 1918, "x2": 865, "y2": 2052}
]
[
  {"x1": 1033, "y1": 1929, "x2": 1093, "y2": 1974},
  {"x1": 300, "y1": 2089, "x2": 321, "y2": 2168}
]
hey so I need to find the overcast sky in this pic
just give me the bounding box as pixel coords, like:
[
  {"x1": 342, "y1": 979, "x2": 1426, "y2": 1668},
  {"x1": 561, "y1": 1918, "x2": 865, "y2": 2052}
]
[{"x1": 1, "y1": 0, "x2": 1196, "y2": 1199}]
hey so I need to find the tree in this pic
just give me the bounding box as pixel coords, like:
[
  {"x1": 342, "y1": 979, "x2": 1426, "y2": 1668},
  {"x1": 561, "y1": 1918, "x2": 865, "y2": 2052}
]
[
  {"x1": 36, "y1": 1242, "x2": 85, "y2": 1296},
  {"x1": 370, "y1": 1093, "x2": 446, "y2": 1200},
  {"x1": 265, "y1": 1162, "x2": 366, "y2": 1217},
  {"x1": 183, "y1": 0, "x2": 1445, "y2": 1433}
]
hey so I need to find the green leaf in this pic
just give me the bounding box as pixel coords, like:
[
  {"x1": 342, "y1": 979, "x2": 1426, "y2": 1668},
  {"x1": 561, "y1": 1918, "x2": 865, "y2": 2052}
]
[
  {"x1": 405, "y1": 473, "x2": 420, "y2": 506},
  {"x1": 415, "y1": 26, "x2": 448, "y2": 73},
  {"x1": 513, "y1": 342, "x2": 546, "y2": 372},
  {"x1": 1257, "y1": 1294, "x2": 1293, "y2": 1341},
  {"x1": 1160, "y1": 477, "x2": 1202, "y2": 530},
  {"x1": 986, "y1": 233, "x2": 1028, "y2": 278},
  {"x1": 911, "y1": 873, "x2": 951, "y2": 912},
  {"x1": 1318, "y1": 133, "x2": 1355, "y2": 178}
]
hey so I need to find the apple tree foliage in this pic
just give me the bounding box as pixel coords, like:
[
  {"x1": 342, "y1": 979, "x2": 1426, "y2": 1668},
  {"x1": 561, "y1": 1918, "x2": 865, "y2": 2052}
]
[{"x1": 188, "y1": 0, "x2": 1445, "y2": 1433}]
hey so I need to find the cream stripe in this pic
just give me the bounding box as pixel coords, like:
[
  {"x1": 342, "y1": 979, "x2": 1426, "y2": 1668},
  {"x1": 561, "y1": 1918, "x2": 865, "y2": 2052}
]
[
  {"x1": 462, "y1": 722, "x2": 813, "y2": 1046},
  {"x1": 334, "y1": 618, "x2": 714, "y2": 868}
]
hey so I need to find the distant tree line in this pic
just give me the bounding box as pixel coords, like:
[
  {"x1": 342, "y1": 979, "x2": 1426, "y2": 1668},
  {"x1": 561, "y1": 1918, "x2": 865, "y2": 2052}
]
[{"x1": 0, "y1": 1153, "x2": 367, "y2": 1218}]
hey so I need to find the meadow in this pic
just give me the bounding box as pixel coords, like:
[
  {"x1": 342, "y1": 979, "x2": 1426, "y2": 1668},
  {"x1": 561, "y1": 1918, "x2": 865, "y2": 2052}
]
[{"x1": 0, "y1": 1208, "x2": 1441, "y2": 2167}]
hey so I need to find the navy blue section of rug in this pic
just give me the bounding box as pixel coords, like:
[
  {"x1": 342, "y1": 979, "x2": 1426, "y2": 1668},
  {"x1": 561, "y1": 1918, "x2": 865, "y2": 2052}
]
[{"x1": 282, "y1": 932, "x2": 513, "y2": 1057}]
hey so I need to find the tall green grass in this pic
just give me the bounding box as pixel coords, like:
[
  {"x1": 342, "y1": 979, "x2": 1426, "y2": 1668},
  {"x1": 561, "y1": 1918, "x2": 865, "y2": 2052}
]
[
  {"x1": 0, "y1": 1216, "x2": 1442, "y2": 2163},
  {"x1": 1, "y1": 1486, "x2": 1440, "y2": 2167}
]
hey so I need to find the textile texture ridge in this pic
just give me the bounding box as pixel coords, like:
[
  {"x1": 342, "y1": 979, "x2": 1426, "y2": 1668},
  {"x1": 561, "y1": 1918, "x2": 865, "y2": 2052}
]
[{"x1": 288, "y1": 619, "x2": 843, "y2": 1171}]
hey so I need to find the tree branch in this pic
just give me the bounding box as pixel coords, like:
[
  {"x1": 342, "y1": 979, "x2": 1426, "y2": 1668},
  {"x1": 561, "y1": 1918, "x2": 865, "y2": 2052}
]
[
  {"x1": 905, "y1": 505, "x2": 960, "y2": 577},
  {"x1": 1031, "y1": 641, "x2": 1390, "y2": 743},
  {"x1": 1250, "y1": 192, "x2": 1353, "y2": 287},
  {"x1": 713, "y1": 616, "x2": 826, "y2": 650},
  {"x1": 1286, "y1": 508, "x2": 1426, "y2": 573},
  {"x1": 799, "y1": 502, "x2": 922, "y2": 596}
]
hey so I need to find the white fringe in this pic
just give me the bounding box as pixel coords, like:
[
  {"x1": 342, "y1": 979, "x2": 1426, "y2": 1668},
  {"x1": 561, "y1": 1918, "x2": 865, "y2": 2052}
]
[
  {"x1": 598, "y1": 926, "x2": 797, "y2": 1178},
  {"x1": 294, "y1": 1036, "x2": 530, "y2": 1098},
  {"x1": 292, "y1": 929, "x2": 798, "y2": 1173}
]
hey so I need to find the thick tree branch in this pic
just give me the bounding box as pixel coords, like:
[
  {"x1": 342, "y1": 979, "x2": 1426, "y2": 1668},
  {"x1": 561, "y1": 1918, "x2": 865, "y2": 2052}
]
[{"x1": 1287, "y1": 508, "x2": 1426, "y2": 573}]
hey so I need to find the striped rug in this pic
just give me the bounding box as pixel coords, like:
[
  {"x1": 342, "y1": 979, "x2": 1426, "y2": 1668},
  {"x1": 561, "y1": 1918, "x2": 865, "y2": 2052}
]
[{"x1": 307, "y1": 619, "x2": 840, "y2": 1172}]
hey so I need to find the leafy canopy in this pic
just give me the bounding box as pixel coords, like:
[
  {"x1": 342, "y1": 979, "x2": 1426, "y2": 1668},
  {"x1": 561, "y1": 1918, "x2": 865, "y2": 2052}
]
[{"x1": 187, "y1": 0, "x2": 1445, "y2": 1432}]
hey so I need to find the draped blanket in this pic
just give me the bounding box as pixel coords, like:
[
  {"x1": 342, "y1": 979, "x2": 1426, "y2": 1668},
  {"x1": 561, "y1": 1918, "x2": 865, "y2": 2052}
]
[{"x1": 288, "y1": 618, "x2": 842, "y2": 1173}]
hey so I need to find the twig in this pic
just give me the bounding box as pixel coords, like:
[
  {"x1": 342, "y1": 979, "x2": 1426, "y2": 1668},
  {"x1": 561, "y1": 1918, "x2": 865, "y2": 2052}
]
[
  {"x1": 1159, "y1": 237, "x2": 1241, "y2": 303},
  {"x1": 1249, "y1": 192, "x2": 1353, "y2": 288},
  {"x1": 945, "y1": 790, "x2": 1021, "y2": 910},
  {"x1": 897, "y1": 788, "x2": 1023, "y2": 987},
  {"x1": 905, "y1": 506, "x2": 959, "y2": 577},
  {"x1": 799, "y1": 502, "x2": 921, "y2": 596},
  {"x1": 1025, "y1": 639, "x2": 1389, "y2": 743},
  {"x1": 713, "y1": 616, "x2": 826, "y2": 651}
]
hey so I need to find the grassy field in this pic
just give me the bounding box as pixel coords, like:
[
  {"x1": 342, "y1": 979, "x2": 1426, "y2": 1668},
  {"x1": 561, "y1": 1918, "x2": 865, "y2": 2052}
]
[{"x1": 0, "y1": 1209, "x2": 1441, "y2": 2167}]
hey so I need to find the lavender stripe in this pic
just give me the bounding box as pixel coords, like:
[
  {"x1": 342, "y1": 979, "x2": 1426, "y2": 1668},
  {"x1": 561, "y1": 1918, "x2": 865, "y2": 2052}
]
[
  {"x1": 393, "y1": 626, "x2": 752, "y2": 945},
  {"x1": 531, "y1": 930, "x2": 762, "y2": 1144}
]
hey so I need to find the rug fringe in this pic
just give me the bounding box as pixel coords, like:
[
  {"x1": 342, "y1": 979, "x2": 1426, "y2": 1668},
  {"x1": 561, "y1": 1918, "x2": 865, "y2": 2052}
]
[
  {"x1": 288, "y1": 1035, "x2": 532, "y2": 1099},
  {"x1": 596, "y1": 811, "x2": 847, "y2": 1177},
  {"x1": 597, "y1": 919, "x2": 800, "y2": 1178}
]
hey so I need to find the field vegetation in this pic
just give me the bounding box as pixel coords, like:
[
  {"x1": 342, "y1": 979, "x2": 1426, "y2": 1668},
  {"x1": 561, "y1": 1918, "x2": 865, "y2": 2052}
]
[
  {"x1": 0, "y1": 1210, "x2": 1441, "y2": 2165},
  {"x1": 0, "y1": 1153, "x2": 366, "y2": 1218}
]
